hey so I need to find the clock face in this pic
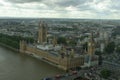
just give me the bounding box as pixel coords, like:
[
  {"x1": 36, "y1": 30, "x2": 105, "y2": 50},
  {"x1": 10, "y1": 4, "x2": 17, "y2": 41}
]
[
  {"x1": 92, "y1": 44, "x2": 95, "y2": 46},
  {"x1": 88, "y1": 43, "x2": 91, "y2": 46},
  {"x1": 40, "y1": 23, "x2": 42, "y2": 26}
]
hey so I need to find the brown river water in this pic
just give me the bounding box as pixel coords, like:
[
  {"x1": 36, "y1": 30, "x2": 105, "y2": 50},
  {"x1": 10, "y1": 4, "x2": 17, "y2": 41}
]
[{"x1": 0, "y1": 46, "x2": 64, "y2": 80}]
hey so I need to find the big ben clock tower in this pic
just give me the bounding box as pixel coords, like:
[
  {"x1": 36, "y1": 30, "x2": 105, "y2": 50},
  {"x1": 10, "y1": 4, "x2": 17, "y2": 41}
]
[
  {"x1": 88, "y1": 32, "x2": 95, "y2": 56},
  {"x1": 38, "y1": 21, "x2": 47, "y2": 44},
  {"x1": 84, "y1": 32, "x2": 97, "y2": 67}
]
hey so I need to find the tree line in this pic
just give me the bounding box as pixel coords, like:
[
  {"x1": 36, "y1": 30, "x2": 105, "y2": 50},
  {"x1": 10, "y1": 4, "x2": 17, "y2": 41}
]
[{"x1": 0, "y1": 33, "x2": 34, "y2": 49}]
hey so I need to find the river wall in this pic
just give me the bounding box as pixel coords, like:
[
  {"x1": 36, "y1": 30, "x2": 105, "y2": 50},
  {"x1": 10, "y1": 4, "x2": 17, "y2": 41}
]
[
  {"x1": 21, "y1": 45, "x2": 85, "y2": 70},
  {"x1": 0, "y1": 43, "x2": 19, "y2": 52},
  {"x1": 0, "y1": 42, "x2": 85, "y2": 71}
]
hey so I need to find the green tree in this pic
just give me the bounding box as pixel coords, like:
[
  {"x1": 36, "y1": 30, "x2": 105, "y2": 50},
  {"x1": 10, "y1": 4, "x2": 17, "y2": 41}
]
[
  {"x1": 104, "y1": 42, "x2": 115, "y2": 53},
  {"x1": 57, "y1": 37, "x2": 67, "y2": 45},
  {"x1": 100, "y1": 69, "x2": 111, "y2": 79},
  {"x1": 68, "y1": 40, "x2": 77, "y2": 46},
  {"x1": 0, "y1": 33, "x2": 34, "y2": 49},
  {"x1": 95, "y1": 51, "x2": 102, "y2": 55},
  {"x1": 116, "y1": 46, "x2": 120, "y2": 53},
  {"x1": 82, "y1": 42, "x2": 88, "y2": 50}
]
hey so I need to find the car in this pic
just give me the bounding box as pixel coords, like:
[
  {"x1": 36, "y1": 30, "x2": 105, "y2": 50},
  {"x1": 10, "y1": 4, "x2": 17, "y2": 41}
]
[
  {"x1": 55, "y1": 74, "x2": 62, "y2": 79},
  {"x1": 74, "y1": 76, "x2": 89, "y2": 80},
  {"x1": 64, "y1": 73, "x2": 69, "y2": 77},
  {"x1": 72, "y1": 71, "x2": 77, "y2": 75}
]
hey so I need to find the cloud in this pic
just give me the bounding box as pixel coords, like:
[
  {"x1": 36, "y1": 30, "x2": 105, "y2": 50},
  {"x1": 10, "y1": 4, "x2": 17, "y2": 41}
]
[
  {"x1": 5, "y1": 0, "x2": 43, "y2": 3},
  {"x1": 14, "y1": 2, "x2": 49, "y2": 10},
  {"x1": 53, "y1": 0, "x2": 92, "y2": 7},
  {"x1": 0, "y1": 0, "x2": 120, "y2": 19},
  {"x1": 6, "y1": 0, "x2": 93, "y2": 9}
]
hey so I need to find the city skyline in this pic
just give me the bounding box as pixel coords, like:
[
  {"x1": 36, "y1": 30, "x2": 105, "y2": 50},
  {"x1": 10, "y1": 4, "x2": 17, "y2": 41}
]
[{"x1": 0, "y1": 0, "x2": 120, "y2": 19}]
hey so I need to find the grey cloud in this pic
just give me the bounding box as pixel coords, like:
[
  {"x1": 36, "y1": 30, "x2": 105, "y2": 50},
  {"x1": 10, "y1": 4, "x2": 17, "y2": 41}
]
[
  {"x1": 0, "y1": 4, "x2": 3, "y2": 6},
  {"x1": 6, "y1": 0, "x2": 93, "y2": 7},
  {"x1": 5, "y1": 0, "x2": 120, "y2": 15},
  {"x1": 43, "y1": 0, "x2": 94, "y2": 12},
  {"x1": 110, "y1": 0, "x2": 120, "y2": 10},
  {"x1": 5, "y1": 0, "x2": 95, "y2": 12},
  {"x1": 55, "y1": 0, "x2": 91, "y2": 7},
  {"x1": 100, "y1": 0, "x2": 120, "y2": 14},
  {"x1": 5, "y1": 0, "x2": 43, "y2": 3},
  {"x1": 76, "y1": 3, "x2": 93, "y2": 11},
  {"x1": 13, "y1": 4, "x2": 49, "y2": 10},
  {"x1": 1, "y1": 0, "x2": 120, "y2": 19},
  {"x1": 46, "y1": 0, "x2": 94, "y2": 9}
]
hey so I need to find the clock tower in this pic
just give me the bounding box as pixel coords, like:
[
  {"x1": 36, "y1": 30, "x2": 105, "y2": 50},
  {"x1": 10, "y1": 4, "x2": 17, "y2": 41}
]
[
  {"x1": 38, "y1": 21, "x2": 47, "y2": 44},
  {"x1": 88, "y1": 32, "x2": 95, "y2": 55}
]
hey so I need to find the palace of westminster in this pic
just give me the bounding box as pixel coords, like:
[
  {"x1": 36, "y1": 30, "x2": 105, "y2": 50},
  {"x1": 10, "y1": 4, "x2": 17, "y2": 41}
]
[{"x1": 20, "y1": 21, "x2": 98, "y2": 71}]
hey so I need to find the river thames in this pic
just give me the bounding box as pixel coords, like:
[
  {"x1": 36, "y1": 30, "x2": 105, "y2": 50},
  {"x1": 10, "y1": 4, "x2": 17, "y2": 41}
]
[{"x1": 0, "y1": 46, "x2": 64, "y2": 80}]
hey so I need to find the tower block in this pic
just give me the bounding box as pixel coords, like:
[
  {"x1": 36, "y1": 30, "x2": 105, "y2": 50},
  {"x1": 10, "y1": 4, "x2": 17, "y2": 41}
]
[{"x1": 38, "y1": 21, "x2": 47, "y2": 44}]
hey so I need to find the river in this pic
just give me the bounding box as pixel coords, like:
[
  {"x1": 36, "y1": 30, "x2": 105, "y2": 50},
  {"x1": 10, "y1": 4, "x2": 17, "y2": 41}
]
[{"x1": 0, "y1": 46, "x2": 64, "y2": 80}]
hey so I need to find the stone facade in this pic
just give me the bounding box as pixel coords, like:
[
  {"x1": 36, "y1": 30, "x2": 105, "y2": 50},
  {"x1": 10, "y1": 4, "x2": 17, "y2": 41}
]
[
  {"x1": 38, "y1": 21, "x2": 47, "y2": 44},
  {"x1": 19, "y1": 42, "x2": 84, "y2": 70},
  {"x1": 19, "y1": 22, "x2": 98, "y2": 71}
]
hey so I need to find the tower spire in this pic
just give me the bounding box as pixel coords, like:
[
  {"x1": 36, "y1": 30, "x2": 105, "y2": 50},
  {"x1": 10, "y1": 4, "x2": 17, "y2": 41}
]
[
  {"x1": 38, "y1": 21, "x2": 47, "y2": 44},
  {"x1": 88, "y1": 32, "x2": 95, "y2": 55}
]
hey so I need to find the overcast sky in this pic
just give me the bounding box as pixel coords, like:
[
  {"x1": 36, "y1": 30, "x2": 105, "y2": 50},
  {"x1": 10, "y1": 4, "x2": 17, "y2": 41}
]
[{"x1": 0, "y1": 0, "x2": 120, "y2": 19}]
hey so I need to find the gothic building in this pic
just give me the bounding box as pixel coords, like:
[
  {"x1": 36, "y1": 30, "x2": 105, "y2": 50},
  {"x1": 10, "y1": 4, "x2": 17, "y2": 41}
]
[
  {"x1": 19, "y1": 22, "x2": 98, "y2": 71},
  {"x1": 38, "y1": 21, "x2": 47, "y2": 44},
  {"x1": 88, "y1": 32, "x2": 95, "y2": 55},
  {"x1": 84, "y1": 32, "x2": 98, "y2": 67}
]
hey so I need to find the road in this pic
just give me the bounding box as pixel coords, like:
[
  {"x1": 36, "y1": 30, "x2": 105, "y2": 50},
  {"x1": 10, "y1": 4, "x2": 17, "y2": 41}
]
[{"x1": 103, "y1": 61, "x2": 120, "y2": 71}]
